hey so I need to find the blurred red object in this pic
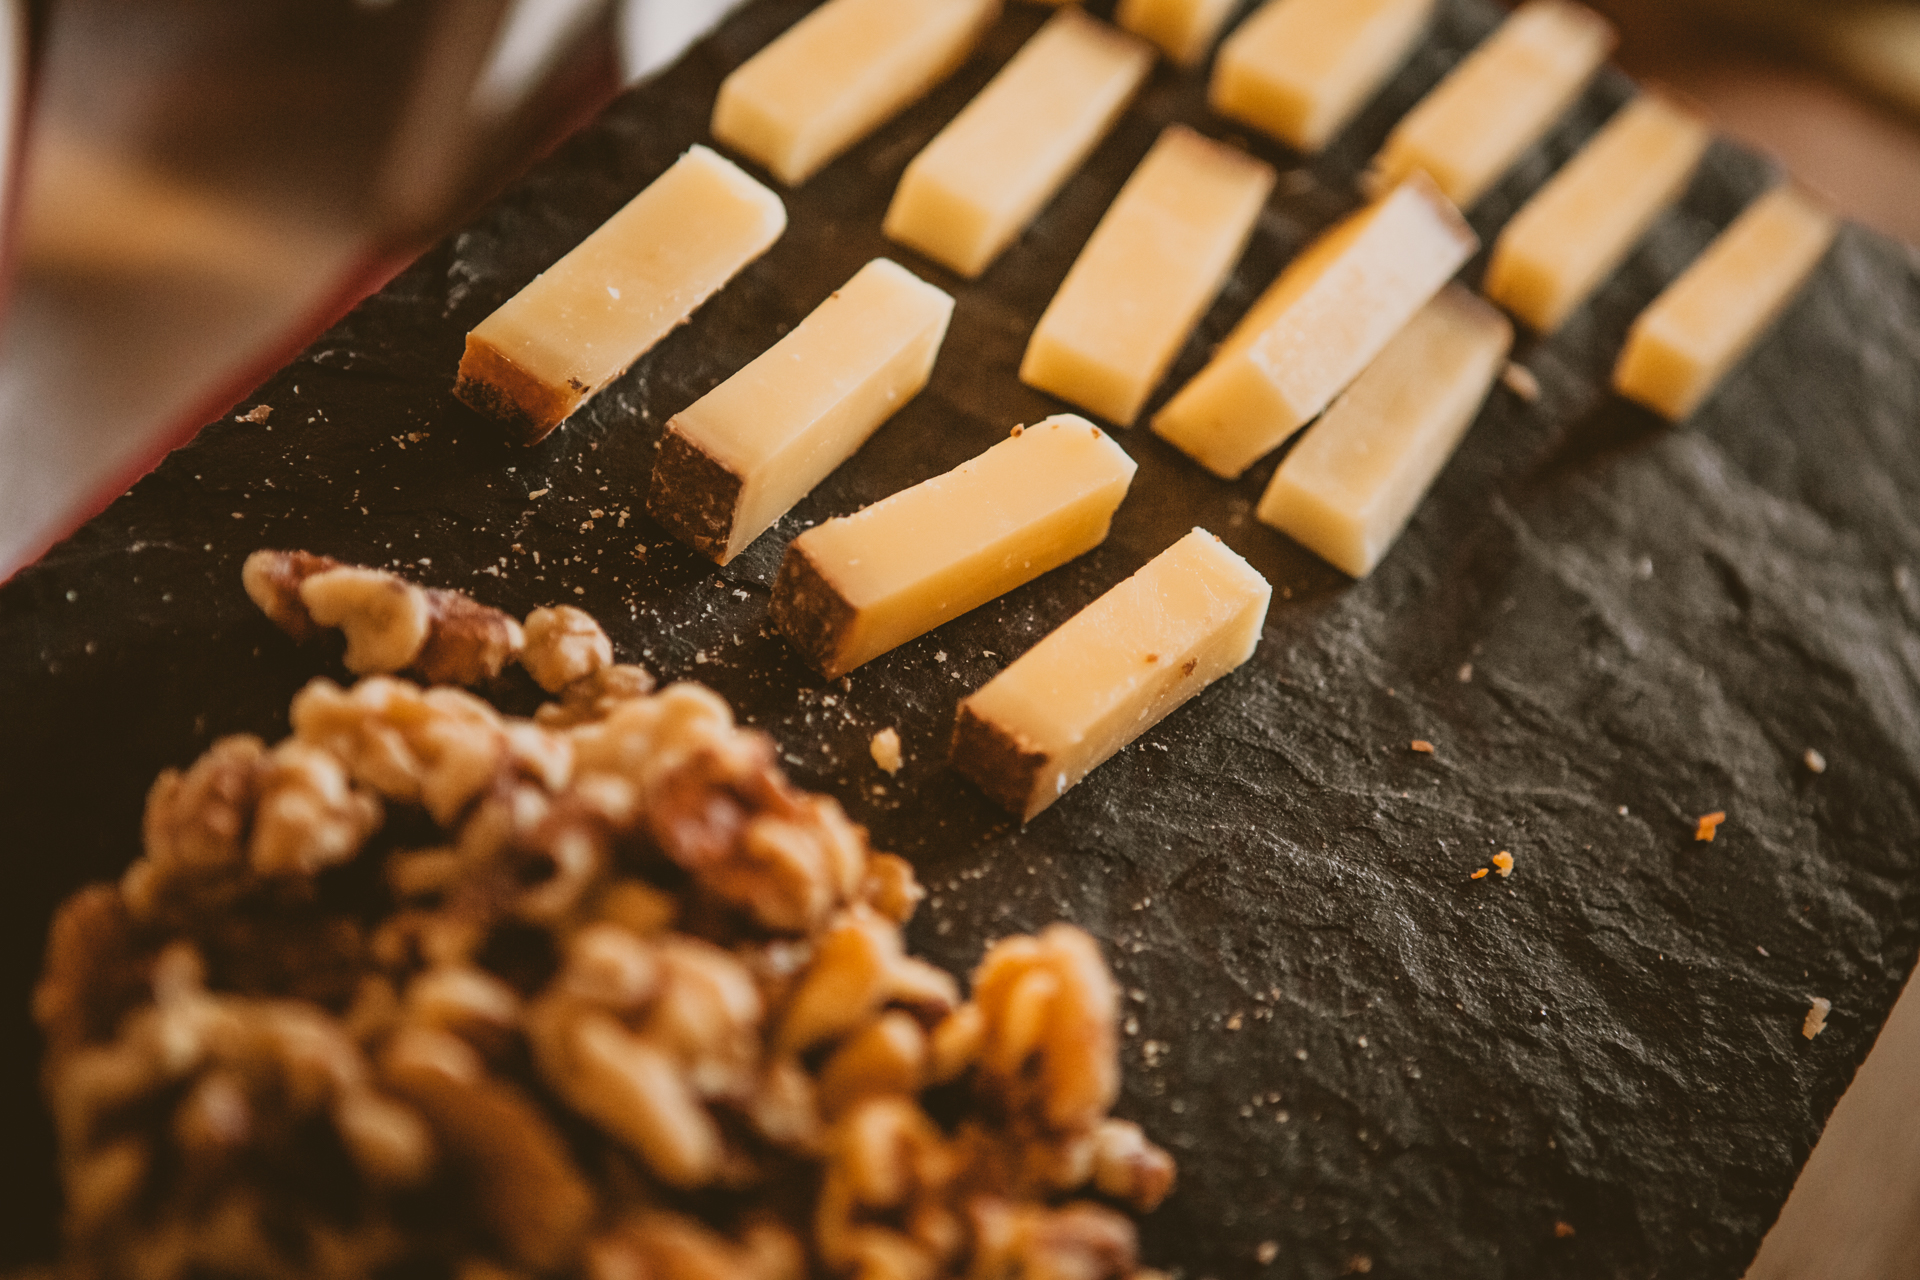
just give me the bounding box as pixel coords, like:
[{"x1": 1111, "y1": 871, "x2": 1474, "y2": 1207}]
[{"x1": 0, "y1": 0, "x2": 626, "y2": 581}]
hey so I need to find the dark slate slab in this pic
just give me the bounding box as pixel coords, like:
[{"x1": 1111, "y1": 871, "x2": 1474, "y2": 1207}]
[{"x1": 5, "y1": 1, "x2": 1920, "y2": 1275}]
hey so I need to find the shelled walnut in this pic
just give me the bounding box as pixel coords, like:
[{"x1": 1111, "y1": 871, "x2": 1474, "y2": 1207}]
[
  {"x1": 36, "y1": 557, "x2": 1175, "y2": 1280},
  {"x1": 243, "y1": 549, "x2": 525, "y2": 685}
]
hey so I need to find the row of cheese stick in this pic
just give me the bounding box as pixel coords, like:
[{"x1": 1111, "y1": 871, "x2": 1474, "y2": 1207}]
[{"x1": 448, "y1": 0, "x2": 1845, "y2": 816}]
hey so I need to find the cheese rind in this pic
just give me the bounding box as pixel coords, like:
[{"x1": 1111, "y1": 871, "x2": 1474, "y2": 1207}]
[
  {"x1": 1116, "y1": 0, "x2": 1239, "y2": 68},
  {"x1": 882, "y1": 9, "x2": 1154, "y2": 279},
  {"x1": 951, "y1": 528, "x2": 1271, "y2": 820},
  {"x1": 1210, "y1": 0, "x2": 1435, "y2": 153},
  {"x1": 1151, "y1": 173, "x2": 1477, "y2": 479},
  {"x1": 711, "y1": 0, "x2": 1001, "y2": 187},
  {"x1": 1485, "y1": 92, "x2": 1711, "y2": 333},
  {"x1": 1019, "y1": 125, "x2": 1275, "y2": 427},
  {"x1": 649, "y1": 259, "x2": 955, "y2": 565},
  {"x1": 455, "y1": 146, "x2": 785, "y2": 444},
  {"x1": 771, "y1": 415, "x2": 1137, "y2": 678},
  {"x1": 1368, "y1": 0, "x2": 1615, "y2": 209},
  {"x1": 1256, "y1": 285, "x2": 1512, "y2": 578},
  {"x1": 1613, "y1": 185, "x2": 1838, "y2": 421}
]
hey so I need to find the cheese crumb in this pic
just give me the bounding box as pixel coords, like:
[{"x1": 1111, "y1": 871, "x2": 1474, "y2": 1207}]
[
  {"x1": 1470, "y1": 867, "x2": 1489, "y2": 880},
  {"x1": 1492, "y1": 850, "x2": 1514, "y2": 877},
  {"x1": 1804, "y1": 748, "x2": 1827, "y2": 774},
  {"x1": 1803, "y1": 997, "x2": 1831, "y2": 1040},
  {"x1": 870, "y1": 727, "x2": 904, "y2": 775},
  {"x1": 1410, "y1": 738, "x2": 1435, "y2": 754},
  {"x1": 1501, "y1": 361, "x2": 1541, "y2": 402},
  {"x1": 1554, "y1": 1221, "x2": 1576, "y2": 1239},
  {"x1": 1694, "y1": 810, "x2": 1727, "y2": 842},
  {"x1": 238, "y1": 404, "x2": 272, "y2": 423}
]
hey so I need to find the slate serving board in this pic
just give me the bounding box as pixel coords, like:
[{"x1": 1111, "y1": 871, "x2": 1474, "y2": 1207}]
[{"x1": 6, "y1": 1, "x2": 1920, "y2": 1275}]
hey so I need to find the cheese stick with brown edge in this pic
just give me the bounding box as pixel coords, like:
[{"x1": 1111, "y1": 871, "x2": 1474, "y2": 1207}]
[
  {"x1": 883, "y1": 9, "x2": 1153, "y2": 279},
  {"x1": 1210, "y1": 0, "x2": 1435, "y2": 153},
  {"x1": 1484, "y1": 92, "x2": 1711, "y2": 334},
  {"x1": 1151, "y1": 172, "x2": 1477, "y2": 479},
  {"x1": 952, "y1": 528, "x2": 1271, "y2": 821},
  {"x1": 1368, "y1": 0, "x2": 1615, "y2": 210},
  {"x1": 771, "y1": 415, "x2": 1137, "y2": 678},
  {"x1": 650, "y1": 259, "x2": 954, "y2": 565},
  {"x1": 1256, "y1": 285, "x2": 1512, "y2": 578},
  {"x1": 1117, "y1": 0, "x2": 1238, "y2": 68},
  {"x1": 1020, "y1": 125, "x2": 1275, "y2": 427},
  {"x1": 711, "y1": 0, "x2": 1002, "y2": 187},
  {"x1": 456, "y1": 146, "x2": 785, "y2": 444},
  {"x1": 1613, "y1": 184, "x2": 1838, "y2": 421}
]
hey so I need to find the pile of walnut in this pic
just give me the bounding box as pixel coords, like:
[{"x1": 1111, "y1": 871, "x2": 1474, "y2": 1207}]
[{"x1": 34, "y1": 551, "x2": 1175, "y2": 1280}]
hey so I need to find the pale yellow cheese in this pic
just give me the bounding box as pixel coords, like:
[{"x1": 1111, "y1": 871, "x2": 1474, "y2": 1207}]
[
  {"x1": 649, "y1": 259, "x2": 954, "y2": 565},
  {"x1": 1210, "y1": 0, "x2": 1435, "y2": 153},
  {"x1": 771, "y1": 415, "x2": 1137, "y2": 678},
  {"x1": 1369, "y1": 0, "x2": 1615, "y2": 209},
  {"x1": 1613, "y1": 185, "x2": 1838, "y2": 421},
  {"x1": 455, "y1": 146, "x2": 785, "y2": 444},
  {"x1": 882, "y1": 9, "x2": 1154, "y2": 279},
  {"x1": 951, "y1": 528, "x2": 1271, "y2": 820},
  {"x1": 711, "y1": 0, "x2": 1002, "y2": 187},
  {"x1": 1256, "y1": 285, "x2": 1512, "y2": 578},
  {"x1": 1117, "y1": 0, "x2": 1238, "y2": 68},
  {"x1": 1485, "y1": 92, "x2": 1711, "y2": 333},
  {"x1": 1151, "y1": 173, "x2": 1476, "y2": 479},
  {"x1": 1019, "y1": 126, "x2": 1274, "y2": 427}
]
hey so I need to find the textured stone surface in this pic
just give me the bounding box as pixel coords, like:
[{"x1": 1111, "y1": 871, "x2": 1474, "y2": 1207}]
[{"x1": 5, "y1": 1, "x2": 1920, "y2": 1275}]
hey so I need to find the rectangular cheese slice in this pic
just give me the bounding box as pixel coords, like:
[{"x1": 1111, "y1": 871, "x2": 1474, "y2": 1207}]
[
  {"x1": 1019, "y1": 125, "x2": 1275, "y2": 427},
  {"x1": 951, "y1": 528, "x2": 1271, "y2": 820},
  {"x1": 648, "y1": 259, "x2": 955, "y2": 565},
  {"x1": 1210, "y1": 0, "x2": 1435, "y2": 153},
  {"x1": 1151, "y1": 173, "x2": 1476, "y2": 479},
  {"x1": 882, "y1": 9, "x2": 1154, "y2": 279},
  {"x1": 1116, "y1": 0, "x2": 1238, "y2": 68},
  {"x1": 1613, "y1": 185, "x2": 1837, "y2": 421},
  {"x1": 1256, "y1": 285, "x2": 1512, "y2": 578},
  {"x1": 1484, "y1": 92, "x2": 1711, "y2": 333},
  {"x1": 455, "y1": 146, "x2": 785, "y2": 444},
  {"x1": 711, "y1": 0, "x2": 1002, "y2": 187},
  {"x1": 771, "y1": 414, "x2": 1137, "y2": 677},
  {"x1": 1368, "y1": 0, "x2": 1615, "y2": 210}
]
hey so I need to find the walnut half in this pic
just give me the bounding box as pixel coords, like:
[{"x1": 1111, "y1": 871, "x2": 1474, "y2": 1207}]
[{"x1": 243, "y1": 550, "x2": 525, "y2": 685}]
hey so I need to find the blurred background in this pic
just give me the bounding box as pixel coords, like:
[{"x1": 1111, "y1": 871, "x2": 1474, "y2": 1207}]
[{"x1": 0, "y1": 0, "x2": 1916, "y2": 1274}]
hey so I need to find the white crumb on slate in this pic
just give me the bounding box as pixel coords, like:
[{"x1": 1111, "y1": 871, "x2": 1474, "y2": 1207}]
[
  {"x1": 1803, "y1": 997, "x2": 1832, "y2": 1040},
  {"x1": 869, "y1": 727, "x2": 903, "y2": 774},
  {"x1": 1501, "y1": 361, "x2": 1541, "y2": 403}
]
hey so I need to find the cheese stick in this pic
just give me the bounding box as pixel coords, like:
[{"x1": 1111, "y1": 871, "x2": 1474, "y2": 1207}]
[
  {"x1": 883, "y1": 9, "x2": 1154, "y2": 278},
  {"x1": 771, "y1": 415, "x2": 1137, "y2": 678},
  {"x1": 1613, "y1": 185, "x2": 1837, "y2": 421},
  {"x1": 1257, "y1": 285, "x2": 1512, "y2": 577},
  {"x1": 1210, "y1": 0, "x2": 1435, "y2": 153},
  {"x1": 711, "y1": 0, "x2": 1002, "y2": 186},
  {"x1": 649, "y1": 259, "x2": 954, "y2": 565},
  {"x1": 1151, "y1": 173, "x2": 1477, "y2": 479},
  {"x1": 1020, "y1": 125, "x2": 1275, "y2": 427},
  {"x1": 1485, "y1": 92, "x2": 1711, "y2": 333},
  {"x1": 1368, "y1": 0, "x2": 1615, "y2": 209},
  {"x1": 456, "y1": 146, "x2": 785, "y2": 444},
  {"x1": 1117, "y1": 0, "x2": 1239, "y2": 68},
  {"x1": 952, "y1": 528, "x2": 1271, "y2": 820}
]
